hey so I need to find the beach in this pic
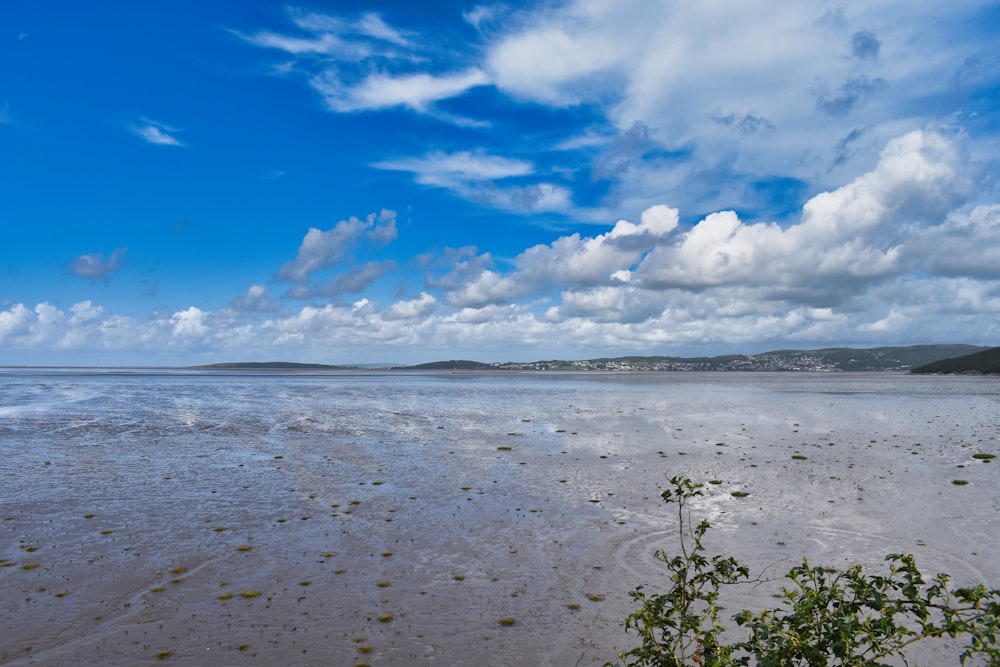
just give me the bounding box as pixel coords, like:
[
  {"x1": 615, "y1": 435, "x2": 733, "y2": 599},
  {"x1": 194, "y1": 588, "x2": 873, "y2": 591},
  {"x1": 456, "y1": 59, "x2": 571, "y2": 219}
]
[{"x1": 2, "y1": 370, "x2": 998, "y2": 666}]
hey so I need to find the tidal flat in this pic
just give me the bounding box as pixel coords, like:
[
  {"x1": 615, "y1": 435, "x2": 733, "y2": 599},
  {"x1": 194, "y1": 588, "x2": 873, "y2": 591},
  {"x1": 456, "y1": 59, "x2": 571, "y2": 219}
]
[{"x1": 1, "y1": 370, "x2": 998, "y2": 666}]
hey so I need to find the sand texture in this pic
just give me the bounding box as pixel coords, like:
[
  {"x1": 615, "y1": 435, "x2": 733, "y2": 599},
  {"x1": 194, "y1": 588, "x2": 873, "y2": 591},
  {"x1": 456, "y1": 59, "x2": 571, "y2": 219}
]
[{"x1": 1, "y1": 371, "x2": 998, "y2": 666}]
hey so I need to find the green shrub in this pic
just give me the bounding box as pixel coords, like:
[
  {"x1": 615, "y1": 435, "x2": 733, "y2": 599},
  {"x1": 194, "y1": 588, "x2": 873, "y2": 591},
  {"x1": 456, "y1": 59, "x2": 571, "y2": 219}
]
[{"x1": 611, "y1": 476, "x2": 1000, "y2": 666}]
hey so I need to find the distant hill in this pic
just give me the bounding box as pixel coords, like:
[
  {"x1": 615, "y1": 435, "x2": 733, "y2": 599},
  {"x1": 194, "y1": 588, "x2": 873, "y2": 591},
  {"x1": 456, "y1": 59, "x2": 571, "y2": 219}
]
[
  {"x1": 401, "y1": 345, "x2": 990, "y2": 372},
  {"x1": 405, "y1": 359, "x2": 495, "y2": 370},
  {"x1": 909, "y1": 347, "x2": 1000, "y2": 375},
  {"x1": 189, "y1": 345, "x2": 992, "y2": 373},
  {"x1": 753, "y1": 345, "x2": 989, "y2": 371},
  {"x1": 190, "y1": 361, "x2": 348, "y2": 370}
]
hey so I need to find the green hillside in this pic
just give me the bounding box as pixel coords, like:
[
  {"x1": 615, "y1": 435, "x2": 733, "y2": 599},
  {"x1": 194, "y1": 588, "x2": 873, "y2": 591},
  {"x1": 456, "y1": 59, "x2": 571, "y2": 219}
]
[
  {"x1": 909, "y1": 347, "x2": 1000, "y2": 374},
  {"x1": 190, "y1": 361, "x2": 347, "y2": 370},
  {"x1": 757, "y1": 344, "x2": 988, "y2": 371},
  {"x1": 406, "y1": 359, "x2": 496, "y2": 370},
  {"x1": 417, "y1": 345, "x2": 987, "y2": 372}
]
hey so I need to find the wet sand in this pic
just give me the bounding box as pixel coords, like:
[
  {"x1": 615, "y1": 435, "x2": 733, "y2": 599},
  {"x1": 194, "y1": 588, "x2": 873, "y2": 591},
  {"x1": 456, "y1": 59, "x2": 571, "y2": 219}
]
[{"x1": 1, "y1": 371, "x2": 998, "y2": 665}]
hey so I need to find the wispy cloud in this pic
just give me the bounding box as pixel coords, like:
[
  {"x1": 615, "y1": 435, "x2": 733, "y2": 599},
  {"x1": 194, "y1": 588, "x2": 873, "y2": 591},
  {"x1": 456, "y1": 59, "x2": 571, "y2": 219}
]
[
  {"x1": 237, "y1": 1, "x2": 1000, "y2": 222},
  {"x1": 463, "y1": 5, "x2": 505, "y2": 31},
  {"x1": 375, "y1": 150, "x2": 533, "y2": 187},
  {"x1": 69, "y1": 247, "x2": 127, "y2": 283},
  {"x1": 237, "y1": 9, "x2": 487, "y2": 121},
  {"x1": 354, "y1": 12, "x2": 412, "y2": 46},
  {"x1": 311, "y1": 68, "x2": 489, "y2": 113},
  {"x1": 235, "y1": 28, "x2": 352, "y2": 56},
  {"x1": 132, "y1": 119, "x2": 183, "y2": 146},
  {"x1": 375, "y1": 150, "x2": 571, "y2": 214}
]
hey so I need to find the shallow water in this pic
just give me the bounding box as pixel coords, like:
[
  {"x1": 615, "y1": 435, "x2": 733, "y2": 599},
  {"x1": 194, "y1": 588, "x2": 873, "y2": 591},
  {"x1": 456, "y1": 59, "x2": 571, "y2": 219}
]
[{"x1": 1, "y1": 370, "x2": 998, "y2": 665}]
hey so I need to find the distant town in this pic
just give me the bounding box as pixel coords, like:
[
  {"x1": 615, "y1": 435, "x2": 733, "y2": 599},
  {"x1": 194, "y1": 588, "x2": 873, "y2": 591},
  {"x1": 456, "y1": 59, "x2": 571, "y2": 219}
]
[
  {"x1": 480, "y1": 354, "x2": 843, "y2": 372},
  {"x1": 404, "y1": 344, "x2": 991, "y2": 373},
  {"x1": 192, "y1": 344, "x2": 995, "y2": 374}
]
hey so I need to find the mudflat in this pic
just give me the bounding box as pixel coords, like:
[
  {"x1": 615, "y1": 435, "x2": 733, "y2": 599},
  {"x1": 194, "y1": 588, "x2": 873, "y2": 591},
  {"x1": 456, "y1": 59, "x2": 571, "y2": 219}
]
[{"x1": 2, "y1": 371, "x2": 998, "y2": 666}]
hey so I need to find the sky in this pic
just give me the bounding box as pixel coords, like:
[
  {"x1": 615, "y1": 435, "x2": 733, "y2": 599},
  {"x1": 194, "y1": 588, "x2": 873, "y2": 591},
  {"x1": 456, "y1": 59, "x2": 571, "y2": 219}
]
[{"x1": 2, "y1": 1, "x2": 1000, "y2": 366}]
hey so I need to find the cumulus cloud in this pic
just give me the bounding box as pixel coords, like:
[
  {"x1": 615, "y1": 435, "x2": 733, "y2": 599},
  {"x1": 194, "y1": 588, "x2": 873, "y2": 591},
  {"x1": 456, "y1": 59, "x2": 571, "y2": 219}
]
[
  {"x1": 171, "y1": 307, "x2": 210, "y2": 337},
  {"x1": 284, "y1": 261, "x2": 398, "y2": 299},
  {"x1": 228, "y1": 284, "x2": 281, "y2": 314},
  {"x1": 910, "y1": 205, "x2": 1000, "y2": 279},
  {"x1": 444, "y1": 203, "x2": 680, "y2": 307},
  {"x1": 277, "y1": 210, "x2": 398, "y2": 283},
  {"x1": 384, "y1": 292, "x2": 436, "y2": 320},
  {"x1": 0, "y1": 303, "x2": 34, "y2": 340},
  {"x1": 422, "y1": 247, "x2": 495, "y2": 290},
  {"x1": 636, "y1": 129, "x2": 969, "y2": 299},
  {"x1": 488, "y1": 24, "x2": 624, "y2": 105},
  {"x1": 427, "y1": 129, "x2": 979, "y2": 321},
  {"x1": 69, "y1": 247, "x2": 127, "y2": 283}
]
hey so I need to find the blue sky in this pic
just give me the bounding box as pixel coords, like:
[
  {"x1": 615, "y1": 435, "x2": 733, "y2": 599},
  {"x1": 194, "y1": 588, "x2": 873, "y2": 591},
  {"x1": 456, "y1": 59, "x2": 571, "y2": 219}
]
[{"x1": 2, "y1": 1, "x2": 1000, "y2": 366}]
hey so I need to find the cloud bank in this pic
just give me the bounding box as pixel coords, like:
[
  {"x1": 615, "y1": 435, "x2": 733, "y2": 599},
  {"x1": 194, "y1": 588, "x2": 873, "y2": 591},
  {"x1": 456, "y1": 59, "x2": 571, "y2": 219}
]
[{"x1": 6, "y1": 129, "x2": 999, "y2": 364}]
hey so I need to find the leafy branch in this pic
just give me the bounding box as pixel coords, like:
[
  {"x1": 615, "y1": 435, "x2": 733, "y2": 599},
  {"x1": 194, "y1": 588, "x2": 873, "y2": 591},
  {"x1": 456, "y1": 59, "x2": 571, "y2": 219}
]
[{"x1": 611, "y1": 476, "x2": 1000, "y2": 667}]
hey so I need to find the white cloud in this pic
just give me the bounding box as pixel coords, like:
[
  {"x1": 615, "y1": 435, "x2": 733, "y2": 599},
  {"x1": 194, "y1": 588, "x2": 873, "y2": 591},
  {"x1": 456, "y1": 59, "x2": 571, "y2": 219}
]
[
  {"x1": 0, "y1": 303, "x2": 34, "y2": 341},
  {"x1": 313, "y1": 68, "x2": 489, "y2": 113},
  {"x1": 375, "y1": 150, "x2": 573, "y2": 214},
  {"x1": 277, "y1": 210, "x2": 397, "y2": 282},
  {"x1": 376, "y1": 150, "x2": 532, "y2": 187},
  {"x1": 69, "y1": 300, "x2": 104, "y2": 323},
  {"x1": 355, "y1": 12, "x2": 413, "y2": 46},
  {"x1": 384, "y1": 292, "x2": 436, "y2": 320},
  {"x1": 236, "y1": 29, "x2": 349, "y2": 56},
  {"x1": 171, "y1": 307, "x2": 210, "y2": 337},
  {"x1": 474, "y1": 182, "x2": 573, "y2": 214},
  {"x1": 463, "y1": 5, "x2": 504, "y2": 31},
  {"x1": 423, "y1": 247, "x2": 495, "y2": 290},
  {"x1": 445, "y1": 203, "x2": 680, "y2": 307},
  {"x1": 228, "y1": 284, "x2": 281, "y2": 314},
  {"x1": 478, "y1": 0, "x2": 999, "y2": 216},
  {"x1": 238, "y1": 9, "x2": 484, "y2": 121},
  {"x1": 284, "y1": 261, "x2": 398, "y2": 299},
  {"x1": 240, "y1": 1, "x2": 999, "y2": 221},
  {"x1": 635, "y1": 129, "x2": 969, "y2": 299},
  {"x1": 132, "y1": 120, "x2": 183, "y2": 146},
  {"x1": 910, "y1": 205, "x2": 1000, "y2": 279},
  {"x1": 235, "y1": 8, "x2": 410, "y2": 57},
  {"x1": 488, "y1": 25, "x2": 624, "y2": 105}
]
